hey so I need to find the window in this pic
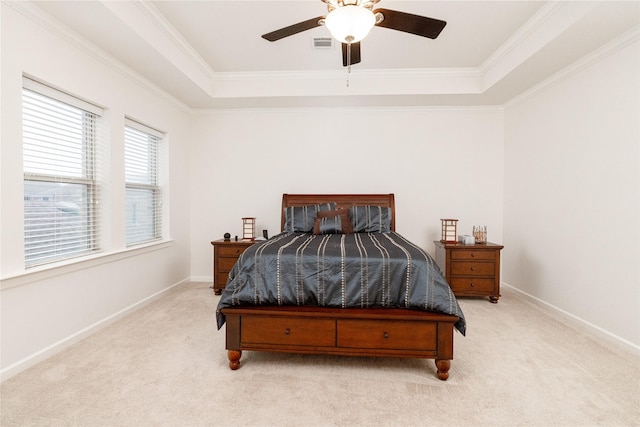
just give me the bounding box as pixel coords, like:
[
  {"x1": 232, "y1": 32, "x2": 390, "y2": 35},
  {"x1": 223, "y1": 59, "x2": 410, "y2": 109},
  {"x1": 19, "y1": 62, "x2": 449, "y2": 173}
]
[
  {"x1": 124, "y1": 119, "x2": 163, "y2": 246},
  {"x1": 22, "y1": 78, "x2": 103, "y2": 267}
]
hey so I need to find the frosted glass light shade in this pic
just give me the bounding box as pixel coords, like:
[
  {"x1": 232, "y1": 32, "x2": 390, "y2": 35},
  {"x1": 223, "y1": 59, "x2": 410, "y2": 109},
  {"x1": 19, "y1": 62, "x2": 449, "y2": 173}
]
[{"x1": 325, "y1": 5, "x2": 375, "y2": 43}]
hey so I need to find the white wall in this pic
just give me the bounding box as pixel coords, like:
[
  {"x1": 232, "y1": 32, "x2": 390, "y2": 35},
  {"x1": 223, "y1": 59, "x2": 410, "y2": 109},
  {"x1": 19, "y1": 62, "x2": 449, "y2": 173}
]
[
  {"x1": 0, "y1": 4, "x2": 192, "y2": 378},
  {"x1": 189, "y1": 107, "x2": 504, "y2": 279},
  {"x1": 503, "y1": 39, "x2": 640, "y2": 347}
]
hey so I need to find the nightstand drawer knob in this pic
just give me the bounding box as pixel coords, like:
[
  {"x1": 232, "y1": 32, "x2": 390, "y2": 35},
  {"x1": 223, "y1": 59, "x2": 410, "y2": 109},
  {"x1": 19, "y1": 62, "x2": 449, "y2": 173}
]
[
  {"x1": 470, "y1": 283, "x2": 475, "y2": 287},
  {"x1": 471, "y1": 253, "x2": 475, "y2": 258},
  {"x1": 284, "y1": 328, "x2": 291, "y2": 335},
  {"x1": 383, "y1": 332, "x2": 390, "y2": 339},
  {"x1": 470, "y1": 267, "x2": 475, "y2": 271}
]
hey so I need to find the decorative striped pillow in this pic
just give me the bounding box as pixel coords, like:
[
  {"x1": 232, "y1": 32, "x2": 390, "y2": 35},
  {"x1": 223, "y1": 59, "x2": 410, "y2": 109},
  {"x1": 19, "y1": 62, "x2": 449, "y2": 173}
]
[
  {"x1": 313, "y1": 208, "x2": 353, "y2": 235},
  {"x1": 350, "y1": 205, "x2": 392, "y2": 233},
  {"x1": 284, "y1": 203, "x2": 336, "y2": 232}
]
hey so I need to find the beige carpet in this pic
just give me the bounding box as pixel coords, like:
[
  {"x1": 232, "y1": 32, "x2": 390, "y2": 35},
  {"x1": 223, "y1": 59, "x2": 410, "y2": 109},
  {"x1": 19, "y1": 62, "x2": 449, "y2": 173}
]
[{"x1": 1, "y1": 282, "x2": 639, "y2": 427}]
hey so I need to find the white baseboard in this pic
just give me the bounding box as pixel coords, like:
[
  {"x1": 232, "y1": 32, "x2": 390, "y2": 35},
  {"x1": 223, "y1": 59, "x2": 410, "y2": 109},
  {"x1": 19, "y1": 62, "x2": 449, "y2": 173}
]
[
  {"x1": 0, "y1": 277, "x2": 191, "y2": 382},
  {"x1": 190, "y1": 275, "x2": 213, "y2": 283},
  {"x1": 502, "y1": 282, "x2": 640, "y2": 356}
]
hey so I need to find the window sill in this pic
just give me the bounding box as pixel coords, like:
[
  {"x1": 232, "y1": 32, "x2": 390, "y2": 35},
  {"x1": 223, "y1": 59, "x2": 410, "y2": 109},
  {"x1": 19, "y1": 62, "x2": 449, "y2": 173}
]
[{"x1": 0, "y1": 239, "x2": 174, "y2": 291}]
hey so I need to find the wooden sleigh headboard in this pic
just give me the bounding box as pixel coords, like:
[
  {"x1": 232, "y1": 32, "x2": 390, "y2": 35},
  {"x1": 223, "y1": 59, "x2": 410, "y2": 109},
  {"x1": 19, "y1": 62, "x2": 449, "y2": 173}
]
[{"x1": 280, "y1": 194, "x2": 396, "y2": 232}]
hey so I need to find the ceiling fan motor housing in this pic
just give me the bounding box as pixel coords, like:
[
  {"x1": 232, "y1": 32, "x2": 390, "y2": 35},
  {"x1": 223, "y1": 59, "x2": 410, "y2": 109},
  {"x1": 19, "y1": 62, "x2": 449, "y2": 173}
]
[{"x1": 322, "y1": 0, "x2": 380, "y2": 13}]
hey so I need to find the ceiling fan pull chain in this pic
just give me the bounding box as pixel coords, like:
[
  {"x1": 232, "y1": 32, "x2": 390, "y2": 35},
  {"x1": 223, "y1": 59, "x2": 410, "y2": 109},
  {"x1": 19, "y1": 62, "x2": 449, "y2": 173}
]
[{"x1": 346, "y1": 42, "x2": 351, "y2": 87}]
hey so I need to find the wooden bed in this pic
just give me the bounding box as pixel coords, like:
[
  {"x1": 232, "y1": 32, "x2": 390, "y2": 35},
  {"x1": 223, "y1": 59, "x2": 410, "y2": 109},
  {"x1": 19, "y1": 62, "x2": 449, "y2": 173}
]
[{"x1": 221, "y1": 194, "x2": 459, "y2": 380}]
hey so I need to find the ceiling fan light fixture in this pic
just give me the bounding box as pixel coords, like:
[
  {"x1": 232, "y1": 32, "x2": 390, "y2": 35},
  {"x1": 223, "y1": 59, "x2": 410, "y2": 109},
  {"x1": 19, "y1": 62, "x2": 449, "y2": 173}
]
[{"x1": 324, "y1": 5, "x2": 375, "y2": 44}]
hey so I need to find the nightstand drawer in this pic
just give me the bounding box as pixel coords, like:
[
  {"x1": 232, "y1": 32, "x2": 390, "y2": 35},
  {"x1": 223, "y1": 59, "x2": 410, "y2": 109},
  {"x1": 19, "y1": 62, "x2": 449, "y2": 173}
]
[
  {"x1": 450, "y1": 261, "x2": 494, "y2": 276},
  {"x1": 449, "y1": 277, "x2": 495, "y2": 293},
  {"x1": 218, "y1": 257, "x2": 239, "y2": 271},
  {"x1": 450, "y1": 250, "x2": 495, "y2": 261},
  {"x1": 337, "y1": 319, "x2": 437, "y2": 351},
  {"x1": 219, "y1": 246, "x2": 249, "y2": 257},
  {"x1": 217, "y1": 272, "x2": 230, "y2": 287},
  {"x1": 241, "y1": 316, "x2": 335, "y2": 347}
]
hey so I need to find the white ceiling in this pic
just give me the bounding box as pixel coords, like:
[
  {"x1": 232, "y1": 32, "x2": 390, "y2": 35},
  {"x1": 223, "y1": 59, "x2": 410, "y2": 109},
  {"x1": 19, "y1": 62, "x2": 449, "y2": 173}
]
[{"x1": 29, "y1": 0, "x2": 640, "y2": 109}]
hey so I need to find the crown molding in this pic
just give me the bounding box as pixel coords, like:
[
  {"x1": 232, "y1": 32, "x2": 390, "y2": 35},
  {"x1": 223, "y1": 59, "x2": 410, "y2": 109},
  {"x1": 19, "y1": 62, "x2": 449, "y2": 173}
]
[
  {"x1": 479, "y1": 1, "x2": 599, "y2": 92},
  {"x1": 208, "y1": 67, "x2": 483, "y2": 99},
  {"x1": 131, "y1": 0, "x2": 215, "y2": 80},
  {"x1": 5, "y1": 0, "x2": 191, "y2": 114},
  {"x1": 212, "y1": 67, "x2": 480, "y2": 81},
  {"x1": 191, "y1": 104, "x2": 504, "y2": 115},
  {"x1": 504, "y1": 25, "x2": 640, "y2": 110},
  {"x1": 480, "y1": 2, "x2": 564, "y2": 75},
  {"x1": 100, "y1": 0, "x2": 215, "y2": 96}
]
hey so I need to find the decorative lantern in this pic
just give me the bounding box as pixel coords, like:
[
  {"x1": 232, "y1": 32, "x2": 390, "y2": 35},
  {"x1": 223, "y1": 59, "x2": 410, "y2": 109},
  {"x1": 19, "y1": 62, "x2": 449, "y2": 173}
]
[
  {"x1": 440, "y1": 219, "x2": 458, "y2": 243},
  {"x1": 242, "y1": 217, "x2": 256, "y2": 241}
]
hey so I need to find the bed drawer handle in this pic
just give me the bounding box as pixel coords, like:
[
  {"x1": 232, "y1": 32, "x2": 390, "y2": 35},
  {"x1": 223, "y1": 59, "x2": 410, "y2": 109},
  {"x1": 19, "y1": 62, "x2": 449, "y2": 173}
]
[
  {"x1": 383, "y1": 332, "x2": 389, "y2": 339},
  {"x1": 284, "y1": 328, "x2": 291, "y2": 335}
]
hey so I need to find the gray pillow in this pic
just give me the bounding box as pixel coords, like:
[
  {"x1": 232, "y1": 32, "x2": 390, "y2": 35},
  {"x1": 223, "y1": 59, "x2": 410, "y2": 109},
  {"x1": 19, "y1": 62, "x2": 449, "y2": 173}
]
[
  {"x1": 284, "y1": 203, "x2": 336, "y2": 232},
  {"x1": 350, "y1": 205, "x2": 392, "y2": 233}
]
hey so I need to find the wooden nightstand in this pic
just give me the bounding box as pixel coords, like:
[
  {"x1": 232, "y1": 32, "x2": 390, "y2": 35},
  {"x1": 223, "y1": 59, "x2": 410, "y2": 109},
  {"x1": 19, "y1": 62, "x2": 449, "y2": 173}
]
[
  {"x1": 211, "y1": 239, "x2": 254, "y2": 295},
  {"x1": 434, "y1": 241, "x2": 504, "y2": 303}
]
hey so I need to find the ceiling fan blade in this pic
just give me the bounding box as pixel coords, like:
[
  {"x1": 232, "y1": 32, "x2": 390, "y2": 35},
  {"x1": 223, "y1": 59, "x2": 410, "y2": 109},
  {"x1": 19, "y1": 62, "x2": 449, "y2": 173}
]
[
  {"x1": 341, "y1": 42, "x2": 361, "y2": 67},
  {"x1": 262, "y1": 16, "x2": 325, "y2": 42},
  {"x1": 373, "y1": 8, "x2": 446, "y2": 39}
]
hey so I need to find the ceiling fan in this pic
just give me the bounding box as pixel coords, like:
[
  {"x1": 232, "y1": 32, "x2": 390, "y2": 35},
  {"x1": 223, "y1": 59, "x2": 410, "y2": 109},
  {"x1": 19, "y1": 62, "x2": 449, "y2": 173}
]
[{"x1": 261, "y1": 0, "x2": 447, "y2": 68}]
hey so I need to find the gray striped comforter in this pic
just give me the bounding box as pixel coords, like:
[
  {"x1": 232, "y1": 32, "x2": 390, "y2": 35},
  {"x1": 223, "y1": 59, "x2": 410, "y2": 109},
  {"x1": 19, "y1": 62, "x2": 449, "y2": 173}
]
[{"x1": 216, "y1": 231, "x2": 466, "y2": 334}]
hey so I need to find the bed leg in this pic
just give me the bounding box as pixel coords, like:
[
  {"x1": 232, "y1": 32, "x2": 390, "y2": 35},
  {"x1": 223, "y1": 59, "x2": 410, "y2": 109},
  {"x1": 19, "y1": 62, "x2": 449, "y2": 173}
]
[
  {"x1": 435, "y1": 359, "x2": 451, "y2": 381},
  {"x1": 228, "y1": 350, "x2": 242, "y2": 370}
]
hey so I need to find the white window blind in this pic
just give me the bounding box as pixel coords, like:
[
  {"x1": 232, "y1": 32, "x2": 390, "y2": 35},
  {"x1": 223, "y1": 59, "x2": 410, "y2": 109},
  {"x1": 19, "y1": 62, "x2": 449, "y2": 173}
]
[
  {"x1": 125, "y1": 119, "x2": 163, "y2": 246},
  {"x1": 22, "y1": 78, "x2": 102, "y2": 267}
]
